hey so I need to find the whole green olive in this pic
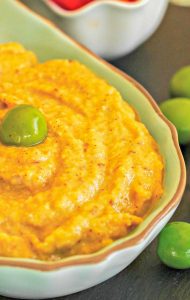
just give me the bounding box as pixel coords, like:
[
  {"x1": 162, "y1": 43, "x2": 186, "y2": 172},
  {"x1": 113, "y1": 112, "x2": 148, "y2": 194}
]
[
  {"x1": 160, "y1": 98, "x2": 190, "y2": 145},
  {"x1": 0, "y1": 104, "x2": 48, "y2": 147},
  {"x1": 170, "y1": 66, "x2": 190, "y2": 98},
  {"x1": 157, "y1": 222, "x2": 190, "y2": 269}
]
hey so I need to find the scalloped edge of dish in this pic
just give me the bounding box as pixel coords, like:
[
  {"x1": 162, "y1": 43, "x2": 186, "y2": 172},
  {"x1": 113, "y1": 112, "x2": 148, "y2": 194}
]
[{"x1": 43, "y1": 0, "x2": 150, "y2": 17}]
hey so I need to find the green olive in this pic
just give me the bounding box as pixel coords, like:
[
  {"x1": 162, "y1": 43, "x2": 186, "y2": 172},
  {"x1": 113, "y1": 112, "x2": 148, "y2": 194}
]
[
  {"x1": 170, "y1": 66, "x2": 190, "y2": 98},
  {"x1": 0, "y1": 104, "x2": 48, "y2": 147},
  {"x1": 157, "y1": 222, "x2": 190, "y2": 269},
  {"x1": 160, "y1": 98, "x2": 190, "y2": 144}
]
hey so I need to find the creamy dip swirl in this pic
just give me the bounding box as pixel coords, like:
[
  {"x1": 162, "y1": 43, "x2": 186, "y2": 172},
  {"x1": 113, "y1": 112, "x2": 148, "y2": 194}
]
[{"x1": 0, "y1": 43, "x2": 163, "y2": 260}]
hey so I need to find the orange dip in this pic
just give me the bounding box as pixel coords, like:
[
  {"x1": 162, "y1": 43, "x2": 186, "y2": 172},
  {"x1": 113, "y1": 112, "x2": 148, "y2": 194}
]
[{"x1": 0, "y1": 43, "x2": 163, "y2": 260}]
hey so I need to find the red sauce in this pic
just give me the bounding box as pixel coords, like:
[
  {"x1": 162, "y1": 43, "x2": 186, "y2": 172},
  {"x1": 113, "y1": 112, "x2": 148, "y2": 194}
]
[{"x1": 51, "y1": 0, "x2": 139, "y2": 11}]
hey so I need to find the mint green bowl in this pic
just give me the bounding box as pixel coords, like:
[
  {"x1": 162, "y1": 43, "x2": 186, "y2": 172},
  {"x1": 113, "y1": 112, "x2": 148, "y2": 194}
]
[{"x1": 0, "y1": 0, "x2": 186, "y2": 298}]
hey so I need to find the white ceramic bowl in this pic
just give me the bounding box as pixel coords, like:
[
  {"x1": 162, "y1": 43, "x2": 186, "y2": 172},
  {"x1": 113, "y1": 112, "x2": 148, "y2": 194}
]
[
  {"x1": 0, "y1": 0, "x2": 186, "y2": 299},
  {"x1": 43, "y1": 0, "x2": 169, "y2": 59}
]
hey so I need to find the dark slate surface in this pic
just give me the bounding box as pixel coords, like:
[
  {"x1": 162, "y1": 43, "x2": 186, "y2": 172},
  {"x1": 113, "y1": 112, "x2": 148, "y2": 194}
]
[{"x1": 4, "y1": 1, "x2": 190, "y2": 299}]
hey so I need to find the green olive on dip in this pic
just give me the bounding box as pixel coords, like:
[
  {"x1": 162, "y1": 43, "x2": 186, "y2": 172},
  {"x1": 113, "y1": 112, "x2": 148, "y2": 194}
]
[{"x1": 0, "y1": 104, "x2": 48, "y2": 147}]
